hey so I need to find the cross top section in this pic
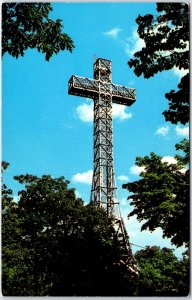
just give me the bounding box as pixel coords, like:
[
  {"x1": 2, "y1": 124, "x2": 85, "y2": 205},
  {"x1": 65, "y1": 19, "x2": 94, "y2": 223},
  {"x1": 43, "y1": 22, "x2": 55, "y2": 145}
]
[
  {"x1": 94, "y1": 58, "x2": 112, "y2": 83},
  {"x1": 68, "y1": 58, "x2": 136, "y2": 106}
]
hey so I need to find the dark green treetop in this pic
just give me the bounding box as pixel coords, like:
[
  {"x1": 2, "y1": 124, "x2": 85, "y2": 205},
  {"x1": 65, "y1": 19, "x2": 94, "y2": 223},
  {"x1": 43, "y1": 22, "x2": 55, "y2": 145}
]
[
  {"x1": 135, "y1": 246, "x2": 189, "y2": 296},
  {"x1": 2, "y1": 3, "x2": 75, "y2": 61},
  {"x1": 2, "y1": 172, "x2": 135, "y2": 296},
  {"x1": 128, "y1": 3, "x2": 189, "y2": 124},
  {"x1": 123, "y1": 139, "x2": 189, "y2": 248}
]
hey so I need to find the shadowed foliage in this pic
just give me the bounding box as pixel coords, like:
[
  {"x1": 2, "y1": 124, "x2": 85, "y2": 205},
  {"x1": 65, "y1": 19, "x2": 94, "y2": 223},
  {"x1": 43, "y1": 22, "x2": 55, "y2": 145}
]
[
  {"x1": 2, "y1": 169, "x2": 136, "y2": 296},
  {"x1": 128, "y1": 3, "x2": 189, "y2": 125},
  {"x1": 2, "y1": 3, "x2": 75, "y2": 61},
  {"x1": 123, "y1": 139, "x2": 189, "y2": 248},
  {"x1": 135, "y1": 246, "x2": 189, "y2": 296},
  {"x1": 2, "y1": 164, "x2": 189, "y2": 296}
]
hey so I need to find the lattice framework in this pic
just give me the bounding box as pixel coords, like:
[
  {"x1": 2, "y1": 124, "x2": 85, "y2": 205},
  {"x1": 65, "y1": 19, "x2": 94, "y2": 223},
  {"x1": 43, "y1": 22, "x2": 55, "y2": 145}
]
[{"x1": 68, "y1": 58, "x2": 139, "y2": 275}]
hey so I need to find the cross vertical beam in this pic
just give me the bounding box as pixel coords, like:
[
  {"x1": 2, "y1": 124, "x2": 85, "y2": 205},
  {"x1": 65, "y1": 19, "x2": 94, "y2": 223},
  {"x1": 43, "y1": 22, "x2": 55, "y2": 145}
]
[
  {"x1": 68, "y1": 58, "x2": 139, "y2": 275},
  {"x1": 91, "y1": 59, "x2": 117, "y2": 217}
]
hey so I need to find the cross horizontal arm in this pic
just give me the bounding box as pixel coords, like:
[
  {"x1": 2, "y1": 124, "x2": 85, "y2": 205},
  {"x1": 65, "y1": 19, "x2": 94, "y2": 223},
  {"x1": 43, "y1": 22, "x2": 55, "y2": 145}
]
[
  {"x1": 68, "y1": 75, "x2": 136, "y2": 106},
  {"x1": 68, "y1": 75, "x2": 98, "y2": 99},
  {"x1": 111, "y1": 83, "x2": 136, "y2": 106}
]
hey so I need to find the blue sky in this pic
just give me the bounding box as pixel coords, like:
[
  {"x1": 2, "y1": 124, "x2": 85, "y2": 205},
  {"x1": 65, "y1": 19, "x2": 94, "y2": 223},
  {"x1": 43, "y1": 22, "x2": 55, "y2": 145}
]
[{"x1": 2, "y1": 2, "x2": 189, "y2": 257}]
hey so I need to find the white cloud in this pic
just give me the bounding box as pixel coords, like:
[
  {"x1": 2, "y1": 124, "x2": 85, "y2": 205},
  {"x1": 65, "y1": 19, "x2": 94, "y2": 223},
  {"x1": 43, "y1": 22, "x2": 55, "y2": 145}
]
[
  {"x1": 130, "y1": 165, "x2": 145, "y2": 176},
  {"x1": 117, "y1": 175, "x2": 129, "y2": 182},
  {"x1": 162, "y1": 157, "x2": 188, "y2": 173},
  {"x1": 72, "y1": 170, "x2": 93, "y2": 185},
  {"x1": 124, "y1": 214, "x2": 186, "y2": 257},
  {"x1": 76, "y1": 102, "x2": 132, "y2": 123},
  {"x1": 151, "y1": 28, "x2": 189, "y2": 79},
  {"x1": 156, "y1": 126, "x2": 169, "y2": 136},
  {"x1": 175, "y1": 125, "x2": 189, "y2": 137},
  {"x1": 124, "y1": 29, "x2": 145, "y2": 57},
  {"x1": 103, "y1": 27, "x2": 122, "y2": 38},
  {"x1": 173, "y1": 67, "x2": 189, "y2": 78},
  {"x1": 13, "y1": 195, "x2": 20, "y2": 203},
  {"x1": 120, "y1": 198, "x2": 129, "y2": 207},
  {"x1": 124, "y1": 26, "x2": 189, "y2": 80},
  {"x1": 172, "y1": 41, "x2": 189, "y2": 78},
  {"x1": 125, "y1": 215, "x2": 162, "y2": 243},
  {"x1": 76, "y1": 102, "x2": 93, "y2": 122},
  {"x1": 130, "y1": 156, "x2": 184, "y2": 176},
  {"x1": 161, "y1": 156, "x2": 177, "y2": 165},
  {"x1": 113, "y1": 104, "x2": 132, "y2": 120},
  {"x1": 75, "y1": 190, "x2": 82, "y2": 198},
  {"x1": 180, "y1": 167, "x2": 188, "y2": 174}
]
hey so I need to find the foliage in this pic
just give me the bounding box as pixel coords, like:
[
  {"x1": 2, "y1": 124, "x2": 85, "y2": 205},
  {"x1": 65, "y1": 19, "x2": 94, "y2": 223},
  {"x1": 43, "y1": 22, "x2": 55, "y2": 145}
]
[
  {"x1": 2, "y1": 172, "x2": 134, "y2": 296},
  {"x1": 2, "y1": 162, "x2": 13, "y2": 210},
  {"x1": 2, "y1": 3, "x2": 75, "y2": 61},
  {"x1": 2, "y1": 166, "x2": 190, "y2": 296},
  {"x1": 135, "y1": 246, "x2": 189, "y2": 296},
  {"x1": 123, "y1": 139, "x2": 189, "y2": 248},
  {"x1": 2, "y1": 165, "x2": 34, "y2": 295},
  {"x1": 128, "y1": 3, "x2": 189, "y2": 124},
  {"x1": 175, "y1": 138, "x2": 189, "y2": 165}
]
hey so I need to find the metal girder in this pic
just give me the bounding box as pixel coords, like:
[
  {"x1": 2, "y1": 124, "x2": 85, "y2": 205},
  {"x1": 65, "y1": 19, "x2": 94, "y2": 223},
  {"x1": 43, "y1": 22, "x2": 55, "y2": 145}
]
[
  {"x1": 68, "y1": 71, "x2": 136, "y2": 106},
  {"x1": 68, "y1": 58, "x2": 139, "y2": 276}
]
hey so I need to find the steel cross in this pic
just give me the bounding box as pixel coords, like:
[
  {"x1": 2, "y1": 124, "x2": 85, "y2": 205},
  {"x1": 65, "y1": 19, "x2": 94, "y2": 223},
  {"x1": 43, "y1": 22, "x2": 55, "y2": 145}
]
[
  {"x1": 68, "y1": 58, "x2": 138, "y2": 275},
  {"x1": 68, "y1": 58, "x2": 135, "y2": 215}
]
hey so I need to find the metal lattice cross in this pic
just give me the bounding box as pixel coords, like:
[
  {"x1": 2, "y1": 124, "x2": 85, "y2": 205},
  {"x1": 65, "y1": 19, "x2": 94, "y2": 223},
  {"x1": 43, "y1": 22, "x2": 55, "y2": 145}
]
[{"x1": 68, "y1": 58, "x2": 138, "y2": 274}]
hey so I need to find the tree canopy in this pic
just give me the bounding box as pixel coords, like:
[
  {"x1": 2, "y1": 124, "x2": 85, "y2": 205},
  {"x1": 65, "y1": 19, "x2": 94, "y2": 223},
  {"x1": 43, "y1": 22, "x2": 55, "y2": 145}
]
[
  {"x1": 135, "y1": 246, "x2": 189, "y2": 296},
  {"x1": 2, "y1": 3, "x2": 75, "y2": 61},
  {"x1": 123, "y1": 139, "x2": 189, "y2": 248},
  {"x1": 128, "y1": 3, "x2": 189, "y2": 125},
  {"x1": 2, "y1": 165, "x2": 190, "y2": 296},
  {"x1": 2, "y1": 170, "x2": 135, "y2": 296}
]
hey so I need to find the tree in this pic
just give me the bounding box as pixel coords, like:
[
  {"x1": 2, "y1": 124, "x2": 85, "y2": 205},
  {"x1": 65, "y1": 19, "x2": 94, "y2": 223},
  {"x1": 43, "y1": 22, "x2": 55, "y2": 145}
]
[
  {"x1": 2, "y1": 162, "x2": 13, "y2": 210},
  {"x1": 123, "y1": 139, "x2": 189, "y2": 248},
  {"x1": 2, "y1": 163, "x2": 33, "y2": 295},
  {"x1": 135, "y1": 246, "x2": 189, "y2": 296},
  {"x1": 2, "y1": 3, "x2": 75, "y2": 61},
  {"x1": 2, "y1": 172, "x2": 134, "y2": 296},
  {"x1": 2, "y1": 166, "x2": 36, "y2": 295},
  {"x1": 128, "y1": 3, "x2": 189, "y2": 125}
]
